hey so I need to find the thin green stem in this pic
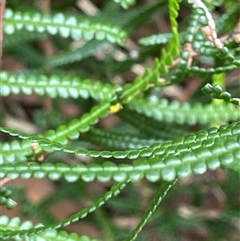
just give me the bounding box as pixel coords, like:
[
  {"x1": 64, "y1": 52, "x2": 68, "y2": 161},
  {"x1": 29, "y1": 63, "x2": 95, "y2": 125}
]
[{"x1": 124, "y1": 179, "x2": 177, "y2": 241}]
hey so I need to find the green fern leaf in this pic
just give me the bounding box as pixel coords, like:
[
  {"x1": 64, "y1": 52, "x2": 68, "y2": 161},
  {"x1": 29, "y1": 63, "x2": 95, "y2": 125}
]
[
  {"x1": 0, "y1": 215, "x2": 100, "y2": 240},
  {"x1": 139, "y1": 33, "x2": 176, "y2": 46},
  {"x1": 0, "y1": 181, "x2": 128, "y2": 238},
  {"x1": 168, "y1": 0, "x2": 181, "y2": 56},
  {"x1": 45, "y1": 40, "x2": 109, "y2": 67},
  {"x1": 202, "y1": 83, "x2": 240, "y2": 105},
  {"x1": 118, "y1": 109, "x2": 188, "y2": 140},
  {"x1": 127, "y1": 97, "x2": 240, "y2": 124},
  {"x1": 45, "y1": 101, "x2": 111, "y2": 144},
  {"x1": 124, "y1": 179, "x2": 177, "y2": 241},
  {"x1": 0, "y1": 71, "x2": 116, "y2": 100},
  {"x1": 82, "y1": 127, "x2": 161, "y2": 150},
  {"x1": 3, "y1": 30, "x2": 47, "y2": 48},
  {"x1": 4, "y1": 9, "x2": 127, "y2": 45},
  {"x1": 1, "y1": 123, "x2": 239, "y2": 182},
  {"x1": 187, "y1": 64, "x2": 240, "y2": 76},
  {"x1": 1, "y1": 121, "x2": 238, "y2": 164}
]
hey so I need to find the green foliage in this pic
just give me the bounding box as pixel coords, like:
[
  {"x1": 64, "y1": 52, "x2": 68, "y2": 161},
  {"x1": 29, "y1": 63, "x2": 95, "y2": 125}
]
[
  {"x1": 0, "y1": 71, "x2": 116, "y2": 100},
  {"x1": 1, "y1": 0, "x2": 240, "y2": 240},
  {"x1": 0, "y1": 215, "x2": 100, "y2": 241},
  {"x1": 0, "y1": 181, "x2": 128, "y2": 238},
  {"x1": 4, "y1": 9, "x2": 127, "y2": 44},
  {"x1": 0, "y1": 187, "x2": 17, "y2": 209},
  {"x1": 202, "y1": 83, "x2": 240, "y2": 105}
]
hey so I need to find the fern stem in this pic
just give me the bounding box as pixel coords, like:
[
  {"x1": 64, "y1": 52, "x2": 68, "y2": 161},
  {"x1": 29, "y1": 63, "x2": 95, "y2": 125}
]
[
  {"x1": 124, "y1": 179, "x2": 177, "y2": 241},
  {"x1": 0, "y1": 180, "x2": 129, "y2": 238}
]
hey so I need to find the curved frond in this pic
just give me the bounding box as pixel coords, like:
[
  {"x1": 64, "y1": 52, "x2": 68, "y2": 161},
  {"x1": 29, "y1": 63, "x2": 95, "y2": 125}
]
[
  {"x1": 2, "y1": 1, "x2": 239, "y2": 240},
  {"x1": 187, "y1": 64, "x2": 240, "y2": 76},
  {"x1": 1, "y1": 122, "x2": 239, "y2": 182},
  {"x1": 202, "y1": 83, "x2": 240, "y2": 105},
  {"x1": 168, "y1": 0, "x2": 181, "y2": 56},
  {"x1": 127, "y1": 97, "x2": 240, "y2": 125},
  {"x1": 0, "y1": 71, "x2": 117, "y2": 101},
  {"x1": 45, "y1": 40, "x2": 109, "y2": 67},
  {"x1": 0, "y1": 181, "x2": 128, "y2": 238},
  {"x1": 0, "y1": 102, "x2": 111, "y2": 163},
  {"x1": 0, "y1": 216, "x2": 100, "y2": 240},
  {"x1": 82, "y1": 127, "x2": 161, "y2": 150},
  {"x1": 3, "y1": 30, "x2": 47, "y2": 48},
  {"x1": 118, "y1": 2, "x2": 182, "y2": 99},
  {"x1": 118, "y1": 109, "x2": 188, "y2": 140},
  {"x1": 4, "y1": 9, "x2": 127, "y2": 45},
  {"x1": 2, "y1": 121, "x2": 238, "y2": 163},
  {"x1": 45, "y1": 101, "x2": 111, "y2": 144}
]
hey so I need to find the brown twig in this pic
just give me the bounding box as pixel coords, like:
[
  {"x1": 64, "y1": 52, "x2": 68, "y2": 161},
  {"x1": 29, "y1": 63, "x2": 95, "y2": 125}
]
[
  {"x1": 0, "y1": 0, "x2": 6, "y2": 69},
  {"x1": 0, "y1": 177, "x2": 11, "y2": 187}
]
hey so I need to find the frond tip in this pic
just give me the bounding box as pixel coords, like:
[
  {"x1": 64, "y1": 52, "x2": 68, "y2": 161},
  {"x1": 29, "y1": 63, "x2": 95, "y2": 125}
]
[{"x1": 202, "y1": 83, "x2": 240, "y2": 105}]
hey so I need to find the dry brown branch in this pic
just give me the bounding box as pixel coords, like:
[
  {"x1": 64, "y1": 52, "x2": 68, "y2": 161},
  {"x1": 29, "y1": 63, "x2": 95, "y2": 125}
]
[{"x1": 0, "y1": 0, "x2": 6, "y2": 69}]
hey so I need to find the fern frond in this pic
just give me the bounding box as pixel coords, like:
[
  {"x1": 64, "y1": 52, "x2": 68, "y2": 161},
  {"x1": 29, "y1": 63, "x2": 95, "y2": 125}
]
[
  {"x1": 187, "y1": 64, "x2": 240, "y2": 76},
  {"x1": 119, "y1": 58, "x2": 174, "y2": 101},
  {"x1": 0, "y1": 71, "x2": 116, "y2": 100},
  {"x1": 45, "y1": 40, "x2": 109, "y2": 67},
  {"x1": 3, "y1": 30, "x2": 47, "y2": 47},
  {"x1": 124, "y1": 179, "x2": 177, "y2": 241},
  {"x1": 139, "y1": 0, "x2": 182, "y2": 86},
  {"x1": 0, "y1": 121, "x2": 189, "y2": 162},
  {"x1": 45, "y1": 101, "x2": 111, "y2": 144},
  {"x1": 117, "y1": 1, "x2": 182, "y2": 99},
  {"x1": 118, "y1": 110, "x2": 188, "y2": 140},
  {"x1": 0, "y1": 215, "x2": 100, "y2": 240},
  {"x1": 5, "y1": 42, "x2": 44, "y2": 67},
  {"x1": 3, "y1": 119, "x2": 238, "y2": 162},
  {"x1": 82, "y1": 127, "x2": 161, "y2": 150},
  {"x1": 0, "y1": 126, "x2": 174, "y2": 163},
  {"x1": 202, "y1": 83, "x2": 240, "y2": 105},
  {"x1": 127, "y1": 97, "x2": 240, "y2": 124},
  {"x1": 2, "y1": 1, "x2": 239, "y2": 239},
  {"x1": 139, "y1": 33, "x2": 185, "y2": 46},
  {"x1": 0, "y1": 181, "x2": 128, "y2": 238},
  {"x1": 1, "y1": 122, "x2": 239, "y2": 182},
  {"x1": 0, "y1": 102, "x2": 111, "y2": 163},
  {"x1": 168, "y1": 0, "x2": 181, "y2": 56},
  {"x1": 4, "y1": 9, "x2": 127, "y2": 45}
]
